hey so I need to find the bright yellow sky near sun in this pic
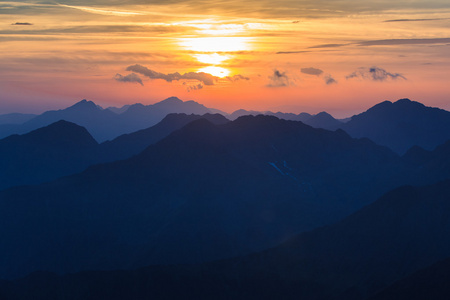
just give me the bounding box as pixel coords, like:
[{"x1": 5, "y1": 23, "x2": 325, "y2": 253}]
[{"x1": 1, "y1": 1, "x2": 450, "y2": 116}]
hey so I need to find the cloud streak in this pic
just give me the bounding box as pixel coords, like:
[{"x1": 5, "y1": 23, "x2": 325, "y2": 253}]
[
  {"x1": 11, "y1": 22, "x2": 33, "y2": 26},
  {"x1": 346, "y1": 67, "x2": 406, "y2": 81}
]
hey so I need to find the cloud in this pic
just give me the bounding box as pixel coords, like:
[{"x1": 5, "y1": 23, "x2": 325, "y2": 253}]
[
  {"x1": 267, "y1": 69, "x2": 290, "y2": 87},
  {"x1": 186, "y1": 83, "x2": 203, "y2": 92},
  {"x1": 226, "y1": 74, "x2": 250, "y2": 82},
  {"x1": 301, "y1": 67, "x2": 323, "y2": 76},
  {"x1": 324, "y1": 75, "x2": 337, "y2": 85},
  {"x1": 58, "y1": 4, "x2": 145, "y2": 16},
  {"x1": 11, "y1": 22, "x2": 33, "y2": 26},
  {"x1": 383, "y1": 18, "x2": 450, "y2": 22},
  {"x1": 126, "y1": 64, "x2": 217, "y2": 85},
  {"x1": 276, "y1": 51, "x2": 311, "y2": 54},
  {"x1": 357, "y1": 38, "x2": 450, "y2": 46},
  {"x1": 114, "y1": 73, "x2": 143, "y2": 85},
  {"x1": 309, "y1": 43, "x2": 349, "y2": 49},
  {"x1": 346, "y1": 67, "x2": 406, "y2": 81}
]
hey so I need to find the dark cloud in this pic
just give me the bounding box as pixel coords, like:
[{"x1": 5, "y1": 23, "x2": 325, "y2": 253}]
[
  {"x1": 301, "y1": 67, "x2": 323, "y2": 76},
  {"x1": 309, "y1": 43, "x2": 349, "y2": 49},
  {"x1": 384, "y1": 18, "x2": 449, "y2": 22},
  {"x1": 358, "y1": 38, "x2": 450, "y2": 46},
  {"x1": 114, "y1": 73, "x2": 143, "y2": 85},
  {"x1": 307, "y1": 38, "x2": 450, "y2": 50},
  {"x1": 346, "y1": 67, "x2": 406, "y2": 81},
  {"x1": 324, "y1": 75, "x2": 337, "y2": 85},
  {"x1": 276, "y1": 50, "x2": 311, "y2": 54},
  {"x1": 267, "y1": 69, "x2": 290, "y2": 87},
  {"x1": 126, "y1": 64, "x2": 216, "y2": 85},
  {"x1": 11, "y1": 22, "x2": 33, "y2": 26},
  {"x1": 226, "y1": 74, "x2": 250, "y2": 82}
]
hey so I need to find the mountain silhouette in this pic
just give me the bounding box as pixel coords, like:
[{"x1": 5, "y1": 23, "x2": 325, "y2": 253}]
[
  {"x1": 2, "y1": 180, "x2": 450, "y2": 299},
  {"x1": 306, "y1": 111, "x2": 342, "y2": 130},
  {"x1": 0, "y1": 97, "x2": 221, "y2": 142},
  {"x1": 0, "y1": 115, "x2": 410, "y2": 279},
  {"x1": 340, "y1": 98, "x2": 450, "y2": 154},
  {"x1": 99, "y1": 113, "x2": 229, "y2": 162},
  {"x1": 0, "y1": 120, "x2": 100, "y2": 190},
  {"x1": 228, "y1": 109, "x2": 342, "y2": 130}
]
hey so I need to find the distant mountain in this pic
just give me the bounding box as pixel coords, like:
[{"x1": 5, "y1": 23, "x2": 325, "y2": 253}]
[
  {"x1": 99, "y1": 113, "x2": 229, "y2": 161},
  {"x1": 228, "y1": 109, "x2": 262, "y2": 120},
  {"x1": 2, "y1": 180, "x2": 450, "y2": 300},
  {"x1": 306, "y1": 111, "x2": 342, "y2": 130},
  {"x1": 0, "y1": 113, "x2": 36, "y2": 125},
  {"x1": 0, "y1": 120, "x2": 99, "y2": 190},
  {"x1": 0, "y1": 97, "x2": 223, "y2": 142},
  {"x1": 228, "y1": 109, "x2": 342, "y2": 130},
  {"x1": 340, "y1": 98, "x2": 450, "y2": 154},
  {"x1": 113, "y1": 97, "x2": 213, "y2": 136},
  {"x1": 0, "y1": 115, "x2": 410, "y2": 279},
  {"x1": 5, "y1": 100, "x2": 119, "y2": 142},
  {"x1": 105, "y1": 104, "x2": 131, "y2": 114}
]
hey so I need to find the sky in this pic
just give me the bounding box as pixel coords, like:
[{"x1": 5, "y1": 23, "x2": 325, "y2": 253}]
[{"x1": 1, "y1": 0, "x2": 450, "y2": 117}]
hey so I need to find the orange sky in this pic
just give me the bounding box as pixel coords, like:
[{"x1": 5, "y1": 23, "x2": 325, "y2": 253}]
[{"x1": 1, "y1": 1, "x2": 450, "y2": 117}]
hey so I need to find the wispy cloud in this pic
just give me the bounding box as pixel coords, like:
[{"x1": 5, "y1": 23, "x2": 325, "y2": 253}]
[
  {"x1": 114, "y1": 73, "x2": 143, "y2": 85},
  {"x1": 58, "y1": 4, "x2": 145, "y2": 16},
  {"x1": 226, "y1": 74, "x2": 250, "y2": 82},
  {"x1": 346, "y1": 67, "x2": 406, "y2": 81},
  {"x1": 267, "y1": 69, "x2": 290, "y2": 87},
  {"x1": 357, "y1": 38, "x2": 450, "y2": 46},
  {"x1": 383, "y1": 18, "x2": 450, "y2": 22},
  {"x1": 186, "y1": 83, "x2": 203, "y2": 92},
  {"x1": 324, "y1": 75, "x2": 337, "y2": 85}
]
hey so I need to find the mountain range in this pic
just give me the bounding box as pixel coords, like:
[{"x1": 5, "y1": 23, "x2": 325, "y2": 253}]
[
  {"x1": 2, "y1": 97, "x2": 450, "y2": 154},
  {"x1": 0, "y1": 113, "x2": 228, "y2": 190},
  {"x1": 0, "y1": 97, "x2": 220, "y2": 142},
  {"x1": 1, "y1": 97, "x2": 450, "y2": 298},
  {"x1": 0, "y1": 115, "x2": 413, "y2": 279}
]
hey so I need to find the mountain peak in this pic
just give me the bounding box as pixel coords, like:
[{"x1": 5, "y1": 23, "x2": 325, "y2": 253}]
[
  {"x1": 159, "y1": 96, "x2": 183, "y2": 105},
  {"x1": 68, "y1": 99, "x2": 100, "y2": 111},
  {"x1": 24, "y1": 120, "x2": 98, "y2": 147}
]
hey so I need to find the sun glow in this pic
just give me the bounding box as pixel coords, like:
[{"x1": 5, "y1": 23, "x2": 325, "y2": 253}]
[
  {"x1": 194, "y1": 53, "x2": 230, "y2": 65},
  {"x1": 179, "y1": 37, "x2": 251, "y2": 52},
  {"x1": 199, "y1": 66, "x2": 230, "y2": 77}
]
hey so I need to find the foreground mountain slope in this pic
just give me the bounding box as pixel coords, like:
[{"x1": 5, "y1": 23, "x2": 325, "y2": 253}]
[
  {"x1": 2, "y1": 180, "x2": 450, "y2": 299},
  {"x1": 370, "y1": 257, "x2": 450, "y2": 300},
  {"x1": 0, "y1": 116, "x2": 409, "y2": 279},
  {"x1": 0, "y1": 120, "x2": 99, "y2": 190},
  {"x1": 341, "y1": 98, "x2": 450, "y2": 154}
]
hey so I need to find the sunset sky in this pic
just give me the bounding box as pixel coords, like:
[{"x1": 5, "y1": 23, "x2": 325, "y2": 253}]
[{"x1": 1, "y1": 0, "x2": 450, "y2": 117}]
